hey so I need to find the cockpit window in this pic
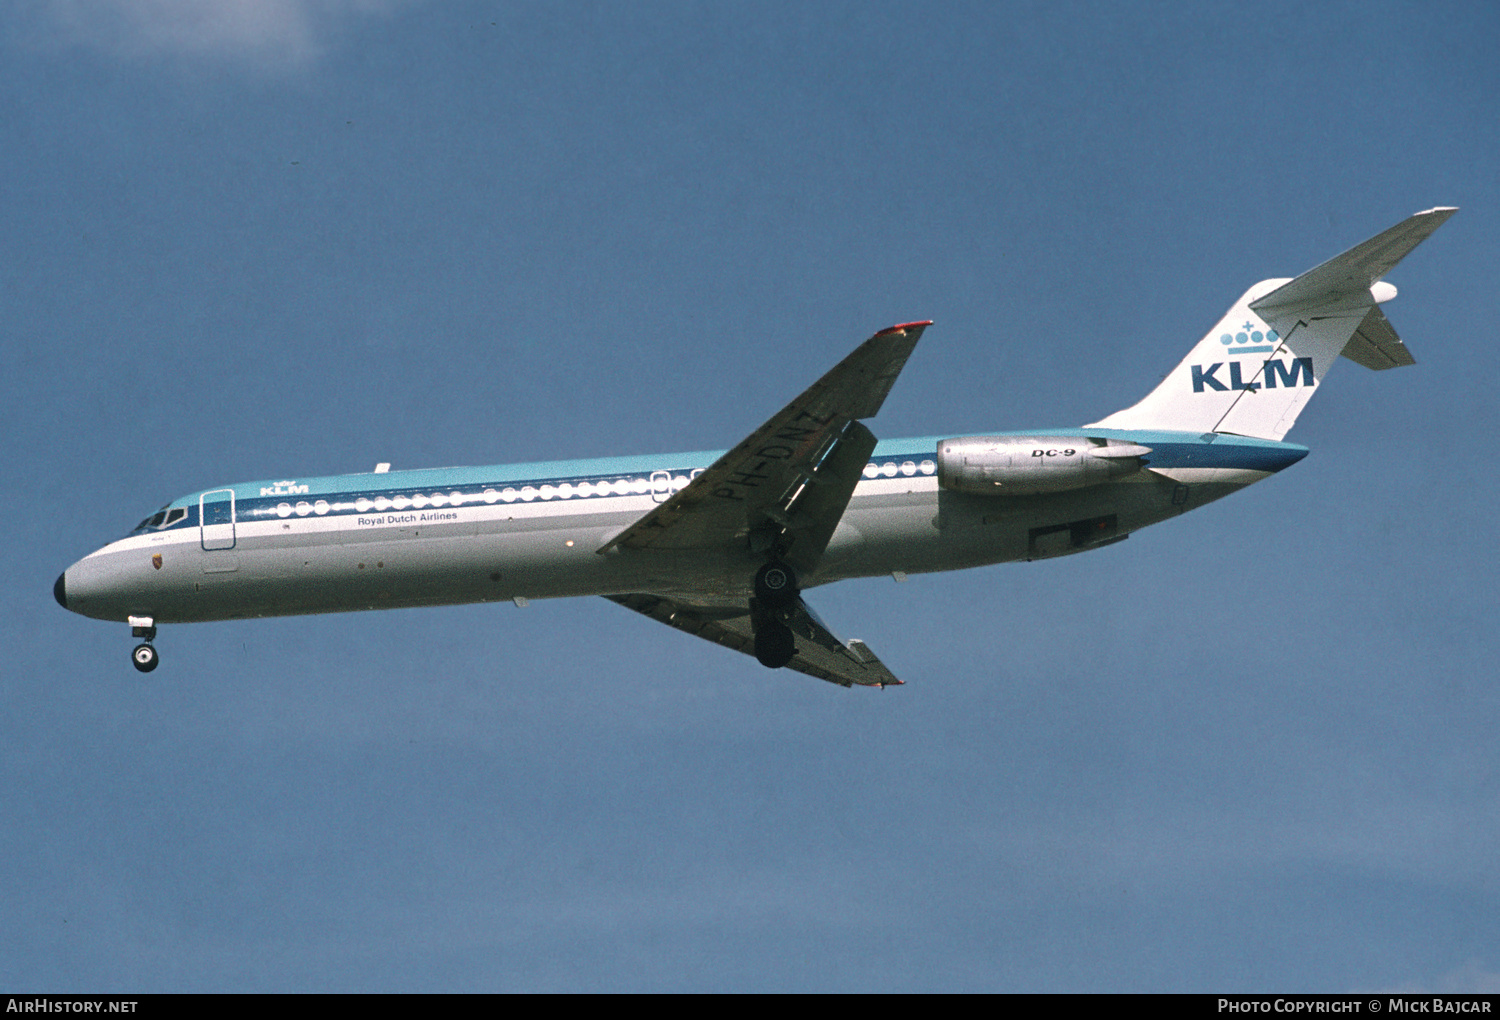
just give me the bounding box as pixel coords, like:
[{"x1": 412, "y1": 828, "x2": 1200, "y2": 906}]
[{"x1": 131, "y1": 505, "x2": 179, "y2": 534}]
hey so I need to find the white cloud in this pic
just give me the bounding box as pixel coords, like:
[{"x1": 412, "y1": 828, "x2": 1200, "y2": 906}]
[
  {"x1": 1429, "y1": 961, "x2": 1500, "y2": 994},
  {"x1": 32, "y1": 0, "x2": 409, "y2": 67},
  {"x1": 1368, "y1": 959, "x2": 1500, "y2": 995}
]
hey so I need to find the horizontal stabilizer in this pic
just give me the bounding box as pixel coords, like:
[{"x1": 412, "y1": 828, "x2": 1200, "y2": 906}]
[
  {"x1": 1340, "y1": 304, "x2": 1416, "y2": 370},
  {"x1": 1250, "y1": 207, "x2": 1456, "y2": 313}
]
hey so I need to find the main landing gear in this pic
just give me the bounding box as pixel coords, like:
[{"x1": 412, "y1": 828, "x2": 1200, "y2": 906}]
[
  {"x1": 129, "y1": 616, "x2": 158, "y2": 673},
  {"x1": 754, "y1": 561, "x2": 796, "y2": 603},
  {"x1": 751, "y1": 560, "x2": 798, "y2": 669}
]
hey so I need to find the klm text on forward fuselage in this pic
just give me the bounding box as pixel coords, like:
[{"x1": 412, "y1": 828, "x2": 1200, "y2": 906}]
[{"x1": 1191, "y1": 357, "x2": 1314, "y2": 393}]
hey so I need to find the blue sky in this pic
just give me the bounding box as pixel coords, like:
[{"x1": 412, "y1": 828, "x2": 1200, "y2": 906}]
[{"x1": 4, "y1": 0, "x2": 1499, "y2": 992}]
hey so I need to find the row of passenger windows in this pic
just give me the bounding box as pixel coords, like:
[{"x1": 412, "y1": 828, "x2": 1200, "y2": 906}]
[
  {"x1": 142, "y1": 460, "x2": 940, "y2": 530},
  {"x1": 863, "y1": 459, "x2": 937, "y2": 479},
  {"x1": 262, "y1": 462, "x2": 938, "y2": 516},
  {"x1": 265, "y1": 475, "x2": 696, "y2": 517}
]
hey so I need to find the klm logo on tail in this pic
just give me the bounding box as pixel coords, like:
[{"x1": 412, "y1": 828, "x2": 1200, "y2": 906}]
[
  {"x1": 1191, "y1": 357, "x2": 1314, "y2": 393},
  {"x1": 1220, "y1": 324, "x2": 1279, "y2": 355}
]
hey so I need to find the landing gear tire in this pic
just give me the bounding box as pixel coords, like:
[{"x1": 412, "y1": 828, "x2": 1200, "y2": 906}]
[
  {"x1": 754, "y1": 560, "x2": 798, "y2": 605},
  {"x1": 131, "y1": 643, "x2": 159, "y2": 673},
  {"x1": 754, "y1": 621, "x2": 796, "y2": 669}
]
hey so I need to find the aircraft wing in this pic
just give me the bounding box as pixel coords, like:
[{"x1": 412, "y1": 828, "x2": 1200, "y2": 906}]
[
  {"x1": 598, "y1": 321, "x2": 930, "y2": 573},
  {"x1": 606, "y1": 593, "x2": 902, "y2": 688}
]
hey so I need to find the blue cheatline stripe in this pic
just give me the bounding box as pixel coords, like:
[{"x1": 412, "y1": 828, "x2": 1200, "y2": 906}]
[{"x1": 137, "y1": 429, "x2": 1306, "y2": 533}]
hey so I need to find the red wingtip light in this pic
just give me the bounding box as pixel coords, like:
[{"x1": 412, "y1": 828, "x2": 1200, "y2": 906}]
[{"x1": 875, "y1": 320, "x2": 933, "y2": 337}]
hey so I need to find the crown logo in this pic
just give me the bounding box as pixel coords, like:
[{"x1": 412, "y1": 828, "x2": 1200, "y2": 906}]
[{"x1": 1219, "y1": 321, "x2": 1279, "y2": 355}]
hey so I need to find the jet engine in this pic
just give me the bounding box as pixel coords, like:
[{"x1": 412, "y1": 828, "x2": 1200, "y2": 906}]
[{"x1": 936, "y1": 436, "x2": 1151, "y2": 496}]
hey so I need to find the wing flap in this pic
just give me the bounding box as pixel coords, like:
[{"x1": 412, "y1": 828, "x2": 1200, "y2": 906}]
[{"x1": 779, "y1": 420, "x2": 878, "y2": 575}]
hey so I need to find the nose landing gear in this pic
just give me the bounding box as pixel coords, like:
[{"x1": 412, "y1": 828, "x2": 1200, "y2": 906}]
[
  {"x1": 129, "y1": 616, "x2": 159, "y2": 673},
  {"x1": 132, "y1": 643, "x2": 159, "y2": 672}
]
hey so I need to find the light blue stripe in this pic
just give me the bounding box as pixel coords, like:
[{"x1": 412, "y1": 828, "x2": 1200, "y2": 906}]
[{"x1": 162, "y1": 428, "x2": 1306, "y2": 511}]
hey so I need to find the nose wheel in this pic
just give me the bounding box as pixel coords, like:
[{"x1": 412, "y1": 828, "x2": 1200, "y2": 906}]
[
  {"x1": 132, "y1": 643, "x2": 159, "y2": 673},
  {"x1": 129, "y1": 617, "x2": 159, "y2": 673}
]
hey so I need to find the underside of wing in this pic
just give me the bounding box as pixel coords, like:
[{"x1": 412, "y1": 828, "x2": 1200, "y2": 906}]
[{"x1": 606, "y1": 593, "x2": 902, "y2": 688}]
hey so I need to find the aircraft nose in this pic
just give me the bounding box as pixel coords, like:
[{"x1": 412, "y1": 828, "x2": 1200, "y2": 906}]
[{"x1": 53, "y1": 571, "x2": 68, "y2": 609}]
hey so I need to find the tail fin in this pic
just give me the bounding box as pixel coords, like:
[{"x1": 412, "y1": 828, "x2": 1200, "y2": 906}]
[{"x1": 1089, "y1": 207, "x2": 1456, "y2": 440}]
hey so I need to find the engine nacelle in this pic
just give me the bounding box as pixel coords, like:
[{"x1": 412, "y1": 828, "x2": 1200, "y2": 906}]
[{"x1": 937, "y1": 436, "x2": 1151, "y2": 496}]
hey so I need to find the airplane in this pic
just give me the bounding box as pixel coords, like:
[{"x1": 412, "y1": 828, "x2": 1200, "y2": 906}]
[{"x1": 53, "y1": 207, "x2": 1456, "y2": 687}]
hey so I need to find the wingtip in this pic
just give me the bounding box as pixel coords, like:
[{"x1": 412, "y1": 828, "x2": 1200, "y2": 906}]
[{"x1": 875, "y1": 320, "x2": 934, "y2": 337}]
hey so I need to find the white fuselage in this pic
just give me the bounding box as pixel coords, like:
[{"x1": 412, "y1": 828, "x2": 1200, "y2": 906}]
[{"x1": 55, "y1": 428, "x2": 1305, "y2": 626}]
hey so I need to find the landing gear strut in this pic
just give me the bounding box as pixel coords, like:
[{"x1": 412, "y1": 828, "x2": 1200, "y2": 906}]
[
  {"x1": 751, "y1": 560, "x2": 799, "y2": 669},
  {"x1": 129, "y1": 617, "x2": 158, "y2": 673}
]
